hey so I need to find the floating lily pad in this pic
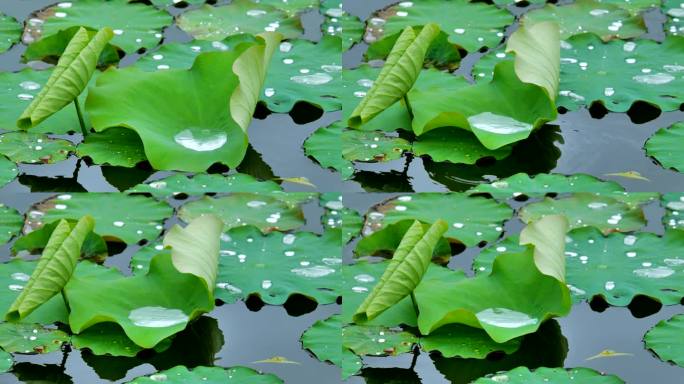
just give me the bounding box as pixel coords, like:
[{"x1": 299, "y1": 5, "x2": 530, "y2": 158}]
[
  {"x1": 150, "y1": 0, "x2": 206, "y2": 6},
  {"x1": 0, "y1": 323, "x2": 68, "y2": 354},
  {"x1": 0, "y1": 132, "x2": 73, "y2": 164},
  {"x1": 0, "y1": 13, "x2": 21, "y2": 53},
  {"x1": 0, "y1": 157, "x2": 17, "y2": 189},
  {"x1": 664, "y1": 0, "x2": 684, "y2": 35},
  {"x1": 556, "y1": 33, "x2": 684, "y2": 112},
  {"x1": 469, "y1": 173, "x2": 624, "y2": 200},
  {"x1": 519, "y1": 193, "x2": 646, "y2": 234},
  {"x1": 322, "y1": 0, "x2": 363, "y2": 51},
  {"x1": 420, "y1": 323, "x2": 521, "y2": 358},
  {"x1": 263, "y1": 36, "x2": 342, "y2": 113},
  {"x1": 644, "y1": 313, "x2": 684, "y2": 367},
  {"x1": 0, "y1": 204, "x2": 22, "y2": 245},
  {"x1": 135, "y1": 35, "x2": 257, "y2": 72},
  {"x1": 301, "y1": 314, "x2": 362, "y2": 379},
  {"x1": 178, "y1": 193, "x2": 305, "y2": 233},
  {"x1": 365, "y1": 0, "x2": 513, "y2": 53},
  {"x1": 212, "y1": 226, "x2": 340, "y2": 305},
  {"x1": 30, "y1": 193, "x2": 172, "y2": 244},
  {"x1": 321, "y1": 193, "x2": 362, "y2": 244},
  {"x1": 127, "y1": 174, "x2": 281, "y2": 198},
  {"x1": 76, "y1": 127, "x2": 146, "y2": 168},
  {"x1": 342, "y1": 130, "x2": 411, "y2": 162},
  {"x1": 71, "y1": 323, "x2": 151, "y2": 357},
  {"x1": 258, "y1": 0, "x2": 319, "y2": 14},
  {"x1": 128, "y1": 365, "x2": 283, "y2": 383},
  {"x1": 598, "y1": 0, "x2": 660, "y2": 14},
  {"x1": 645, "y1": 122, "x2": 684, "y2": 172},
  {"x1": 304, "y1": 122, "x2": 354, "y2": 180},
  {"x1": 662, "y1": 193, "x2": 684, "y2": 230},
  {"x1": 0, "y1": 69, "x2": 86, "y2": 134},
  {"x1": 342, "y1": 65, "x2": 412, "y2": 133},
  {"x1": 522, "y1": 0, "x2": 646, "y2": 41},
  {"x1": 343, "y1": 324, "x2": 417, "y2": 356},
  {"x1": 34, "y1": 0, "x2": 172, "y2": 55},
  {"x1": 473, "y1": 366, "x2": 625, "y2": 383},
  {"x1": 413, "y1": 128, "x2": 512, "y2": 165},
  {"x1": 0, "y1": 259, "x2": 68, "y2": 325},
  {"x1": 178, "y1": 0, "x2": 303, "y2": 41},
  {"x1": 364, "y1": 193, "x2": 512, "y2": 247},
  {"x1": 0, "y1": 349, "x2": 11, "y2": 373}
]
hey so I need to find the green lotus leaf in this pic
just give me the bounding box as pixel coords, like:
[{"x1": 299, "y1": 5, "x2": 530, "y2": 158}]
[
  {"x1": 365, "y1": 0, "x2": 513, "y2": 53},
  {"x1": 342, "y1": 261, "x2": 417, "y2": 327},
  {"x1": 408, "y1": 22, "x2": 559, "y2": 149},
  {"x1": 468, "y1": 173, "x2": 624, "y2": 200},
  {"x1": 71, "y1": 322, "x2": 168, "y2": 357},
  {"x1": 87, "y1": 34, "x2": 279, "y2": 172},
  {"x1": 662, "y1": 192, "x2": 684, "y2": 230},
  {"x1": 519, "y1": 193, "x2": 646, "y2": 234},
  {"x1": 493, "y1": 0, "x2": 546, "y2": 5},
  {"x1": 354, "y1": 220, "x2": 452, "y2": 264},
  {"x1": 364, "y1": 193, "x2": 512, "y2": 247},
  {"x1": 522, "y1": 0, "x2": 646, "y2": 41},
  {"x1": 303, "y1": 121, "x2": 354, "y2": 180},
  {"x1": 12, "y1": 219, "x2": 107, "y2": 261},
  {"x1": 0, "y1": 132, "x2": 74, "y2": 165},
  {"x1": 135, "y1": 35, "x2": 257, "y2": 72},
  {"x1": 6, "y1": 216, "x2": 94, "y2": 322},
  {"x1": 521, "y1": 215, "x2": 569, "y2": 282},
  {"x1": 23, "y1": 26, "x2": 120, "y2": 67},
  {"x1": 644, "y1": 313, "x2": 684, "y2": 367},
  {"x1": 149, "y1": 0, "x2": 206, "y2": 6},
  {"x1": 349, "y1": 23, "x2": 440, "y2": 128},
  {"x1": 17, "y1": 27, "x2": 113, "y2": 130},
  {"x1": 30, "y1": 193, "x2": 172, "y2": 244},
  {"x1": 420, "y1": 323, "x2": 521, "y2": 359},
  {"x1": 34, "y1": 0, "x2": 172, "y2": 55},
  {"x1": 301, "y1": 314, "x2": 362, "y2": 379},
  {"x1": 342, "y1": 129, "x2": 411, "y2": 162},
  {"x1": 343, "y1": 324, "x2": 418, "y2": 356},
  {"x1": 262, "y1": 35, "x2": 342, "y2": 113},
  {"x1": 0, "y1": 322, "x2": 69, "y2": 354},
  {"x1": 213, "y1": 226, "x2": 340, "y2": 305},
  {"x1": 258, "y1": 0, "x2": 319, "y2": 14},
  {"x1": 65, "y1": 253, "x2": 214, "y2": 348},
  {"x1": 0, "y1": 68, "x2": 88, "y2": 134},
  {"x1": 127, "y1": 173, "x2": 282, "y2": 198},
  {"x1": 321, "y1": 193, "x2": 362, "y2": 243},
  {"x1": 128, "y1": 365, "x2": 284, "y2": 383},
  {"x1": 164, "y1": 215, "x2": 222, "y2": 289},
  {"x1": 321, "y1": 0, "x2": 363, "y2": 51},
  {"x1": 0, "y1": 259, "x2": 68, "y2": 325},
  {"x1": 178, "y1": 193, "x2": 305, "y2": 234},
  {"x1": 0, "y1": 157, "x2": 17, "y2": 189},
  {"x1": 413, "y1": 127, "x2": 512, "y2": 165},
  {"x1": 0, "y1": 349, "x2": 11, "y2": 372},
  {"x1": 415, "y1": 218, "x2": 572, "y2": 342},
  {"x1": 665, "y1": 0, "x2": 684, "y2": 35},
  {"x1": 0, "y1": 204, "x2": 22, "y2": 245},
  {"x1": 0, "y1": 13, "x2": 21, "y2": 54},
  {"x1": 646, "y1": 122, "x2": 684, "y2": 172},
  {"x1": 76, "y1": 127, "x2": 146, "y2": 168},
  {"x1": 598, "y1": 0, "x2": 660, "y2": 15},
  {"x1": 555, "y1": 33, "x2": 684, "y2": 112},
  {"x1": 177, "y1": 0, "x2": 302, "y2": 41},
  {"x1": 473, "y1": 366, "x2": 625, "y2": 383},
  {"x1": 342, "y1": 65, "x2": 412, "y2": 133},
  {"x1": 354, "y1": 220, "x2": 448, "y2": 323}
]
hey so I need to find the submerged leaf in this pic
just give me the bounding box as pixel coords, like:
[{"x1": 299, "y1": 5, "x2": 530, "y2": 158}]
[
  {"x1": 6, "y1": 216, "x2": 94, "y2": 321},
  {"x1": 348, "y1": 23, "x2": 440, "y2": 128},
  {"x1": 18, "y1": 27, "x2": 113, "y2": 129},
  {"x1": 354, "y1": 219, "x2": 448, "y2": 323},
  {"x1": 585, "y1": 349, "x2": 633, "y2": 360},
  {"x1": 604, "y1": 171, "x2": 650, "y2": 181},
  {"x1": 252, "y1": 356, "x2": 300, "y2": 364}
]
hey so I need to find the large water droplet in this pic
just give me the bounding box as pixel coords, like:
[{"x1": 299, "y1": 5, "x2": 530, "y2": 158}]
[
  {"x1": 290, "y1": 72, "x2": 333, "y2": 85},
  {"x1": 128, "y1": 306, "x2": 189, "y2": 328},
  {"x1": 291, "y1": 265, "x2": 336, "y2": 278},
  {"x1": 633, "y1": 73, "x2": 675, "y2": 85},
  {"x1": 633, "y1": 266, "x2": 675, "y2": 278},
  {"x1": 475, "y1": 308, "x2": 538, "y2": 328},
  {"x1": 174, "y1": 128, "x2": 227, "y2": 152},
  {"x1": 467, "y1": 112, "x2": 533, "y2": 135}
]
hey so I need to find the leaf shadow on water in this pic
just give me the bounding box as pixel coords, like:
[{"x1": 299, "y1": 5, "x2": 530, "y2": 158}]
[
  {"x1": 423, "y1": 125, "x2": 563, "y2": 192},
  {"x1": 430, "y1": 320, "x2": 567, "y2": 384},
  {"x1": 11, "y1": 362, "x2": 73, "y2": 384},
  {"x1": 80, "y1": 316, "x2": 223, "y2": 382}
]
